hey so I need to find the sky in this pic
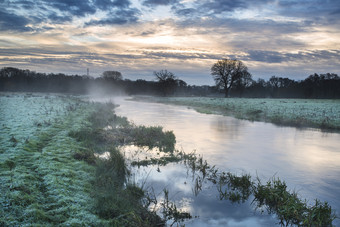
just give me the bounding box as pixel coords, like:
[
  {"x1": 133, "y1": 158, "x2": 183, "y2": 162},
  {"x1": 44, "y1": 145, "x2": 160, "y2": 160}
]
[{"x1": 0, "y1": 0, "x2": 339, "y2": 85}]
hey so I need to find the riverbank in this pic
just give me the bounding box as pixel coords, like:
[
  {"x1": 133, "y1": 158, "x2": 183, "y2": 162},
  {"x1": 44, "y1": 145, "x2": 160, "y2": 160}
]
[
  {"x1": 1, "y1": 93, "x2": 337, "y2": 226},
  {"x1": 0, "y1": 93, "x2": 170, "y2": 226},
  {"x1": 133, "y1": 96, "x2": 340, "y2": 131},
  {"x1": 0, "y1": 93, "x2": 105, "y2": 225}
]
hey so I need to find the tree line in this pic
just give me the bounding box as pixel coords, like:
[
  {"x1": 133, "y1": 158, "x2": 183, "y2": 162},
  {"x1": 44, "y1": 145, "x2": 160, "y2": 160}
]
[
  {"x1": 0, "y1": 63, "x2": 339, "y2": 99},
  {"x1": 0, "y1": 67, "x2": 217, "y2": 97}
]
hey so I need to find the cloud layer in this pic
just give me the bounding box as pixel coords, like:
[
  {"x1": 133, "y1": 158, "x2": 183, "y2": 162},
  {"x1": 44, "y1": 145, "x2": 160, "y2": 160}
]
[{"x1": 0, "y1": 0, "x2": 339, "y2": 84}]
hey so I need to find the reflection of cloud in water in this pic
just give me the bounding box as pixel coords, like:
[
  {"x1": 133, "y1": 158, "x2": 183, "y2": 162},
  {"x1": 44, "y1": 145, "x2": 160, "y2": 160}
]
[
  {"x1": 210, "y1": 117, "x2": 246, "y2": 141},
  {"x1": 93, "y1": 96, "x2": 340, "y2": 226},
  {"x1": 131, "y1": 163, "x2": 276, "y2": 227},
  {"x1": 131, "y1": 163, "x2": 193, "y2": 194},
  {"x1": 184, "y1": 195, "x2": 275, "y2": 227}
]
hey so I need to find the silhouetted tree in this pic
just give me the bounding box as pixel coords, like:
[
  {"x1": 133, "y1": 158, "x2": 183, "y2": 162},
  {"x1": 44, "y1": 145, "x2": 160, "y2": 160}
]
[
  {"x1": 268, "y1": 76, "x2": 280, "y2": 97},
  {"x1": 211, "y1": 59, "x2": 250, "y2": 97},
  {"x1": 233, "y1": 71, "x2": 253, "y2": 97},
  {"x1": 154, "y1": 70, "x2": 178, "y2": 96},
  {"x1": 303, "y1": 73, "x2": 340, "y2": 98},
  {"x1": 1, "y1": 67, "x2": 339, "y2": 98},
  {"x1": 102, "y1": 71, "x2": 123, "y2": 81}
]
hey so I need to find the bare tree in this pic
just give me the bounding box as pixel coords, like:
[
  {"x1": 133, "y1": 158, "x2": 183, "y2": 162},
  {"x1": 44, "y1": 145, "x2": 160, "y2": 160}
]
[
  {"x1": 234, "y1": 71, "x2": 253, "y2": 97},
  {"x1": 102, "y1": 71, "x2": 123, "y2": 81},
  {"x1": 211, "y1": 59, "x2": 249, "y2": 97},
  {"x1": 154, "y1": 70, "x2": 177, "y2": 96},
  {"x1": 154, "y1": 70, "x2": 176, "y2": 81}
]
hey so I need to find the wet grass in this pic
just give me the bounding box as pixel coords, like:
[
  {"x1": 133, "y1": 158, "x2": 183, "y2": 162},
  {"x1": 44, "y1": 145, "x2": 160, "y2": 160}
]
[
  {"x1": 0, "y1": 93, "x2": 105, "y2": 226},
  {"x1": 0, "y1": 94, "x2": 170, "y2": 226},
  {"x1": 1, "y1": 93, "x2": 336, "y2": 226},
  {"x1": 132, "y1": 126, "x2": 176, "y2": 152},
  {"x1": 68, "y1": 102, "x2": 182, "y2": 226},
  {"x1": 253, "y1": 177, "x2": 336, "y2": 226},
  {"x1": 69, "y1": 104, "x2": 164, "y2": 226},
  {"x1": 183, "y1": 155, "x2": 337, "y2": 226},
  {"x1": 132, "y1": 148, "x2": 337, "y2": 226}
]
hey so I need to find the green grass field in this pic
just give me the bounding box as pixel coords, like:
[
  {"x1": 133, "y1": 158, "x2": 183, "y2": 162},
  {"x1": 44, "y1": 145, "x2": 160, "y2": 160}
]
[
  {"x1": 0, "y1": 93, "x2": 172, "y2": 226},
  {"x1": 0, "y1": 93, "x2": 105, "y2": 225},
  {"x1": 1, "y1": 93, "x2": 337, "y2": 226}
]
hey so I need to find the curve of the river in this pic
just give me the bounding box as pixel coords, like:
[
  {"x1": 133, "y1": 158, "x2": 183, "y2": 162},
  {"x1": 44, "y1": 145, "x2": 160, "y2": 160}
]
[{"x1": 94, "y1": 96, "x2": 340, "y2": 226}]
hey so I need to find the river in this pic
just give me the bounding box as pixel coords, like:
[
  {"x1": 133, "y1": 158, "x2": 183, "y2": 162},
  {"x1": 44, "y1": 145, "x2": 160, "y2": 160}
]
[{"x1": 95, "y1": 96, "x2": 340, "y2": 226}]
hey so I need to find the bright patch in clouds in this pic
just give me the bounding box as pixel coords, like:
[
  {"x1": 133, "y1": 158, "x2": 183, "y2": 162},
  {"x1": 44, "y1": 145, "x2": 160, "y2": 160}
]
[{"x1": 0, "y1": 0, "x2": 339, "y2": 85}]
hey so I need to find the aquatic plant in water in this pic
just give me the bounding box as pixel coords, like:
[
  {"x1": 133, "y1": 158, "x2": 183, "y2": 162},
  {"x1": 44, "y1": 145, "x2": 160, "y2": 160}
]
[{"x1": 1, "y1": 94, "x2": 335, "y2": 226}]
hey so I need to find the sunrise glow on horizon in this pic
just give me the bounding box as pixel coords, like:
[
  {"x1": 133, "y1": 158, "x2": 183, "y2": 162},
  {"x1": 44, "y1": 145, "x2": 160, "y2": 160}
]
[{"x1": 0, "y1": 0, "x2": 339, "y2": 85}]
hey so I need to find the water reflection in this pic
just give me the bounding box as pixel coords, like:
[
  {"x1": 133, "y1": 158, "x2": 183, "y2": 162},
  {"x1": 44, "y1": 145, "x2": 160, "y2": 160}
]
[
  {"x1": 92, "y1": 96, "x2": 340, "y2": 226},
  {"x1": 210, "y1": 118, "x2": 245, "y2": 141},
  {"x1": 129, "y1": 162, "x2": 276, "y2": 227}
]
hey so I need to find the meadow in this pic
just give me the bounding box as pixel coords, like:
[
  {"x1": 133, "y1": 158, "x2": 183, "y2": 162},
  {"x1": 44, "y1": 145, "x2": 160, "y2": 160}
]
[
  {"x1": 0, "y1": 93, "x2": 185, "y2": 226},
  {"x1": 0, "y1": 93, "x2": 337, "y2": 226},
  {"x1": 0, "y1": 93, "x2": 104, "y2": 225}
]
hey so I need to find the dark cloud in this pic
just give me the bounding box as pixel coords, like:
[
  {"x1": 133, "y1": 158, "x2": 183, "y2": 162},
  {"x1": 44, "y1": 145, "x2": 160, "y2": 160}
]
[
  {"x1": 85, "y1": 9, "x2": 140, "y2": 25},
  {"x1": 141, "y1": 50, "x2": 223, "y2": 60},
  {"x1": 200, "y1": 0, "x2": 247, "y2": 14},
  {"x1": 245, "y1": 50, "x2": 340, "y2": 63},
  {"x1": 331, "y1": 8, "x2": 340, "y2": 15},
  {"x1": 47, "y1": 13, "x2": 72, "y2": 23},
  {"x1": 0, "y1": 9, "x2": 32, "y2": 31},
  {"x1": 5, "y1": 47, "x2": 337, "y2": 68},
  {"x1": 171, "y1": 0, "x2": 275, "y2": 18},
  {"x1": 176, "y1": 17, "x2": 308, "y2": 40},
  {"x1": 0, "y1": 48, "x2": 85, "y2": 57},
  {"x1": 173, "y1": 8, "x2": 196, "y2": 17},
  {"x1": 246, "y1": 50, "x2": 288, "y2": 63},
  {"x1": 42, "y1": 0, "x2": 95, "y2": 17},
  {"x1": 276, "y1": 0, "x2": 340, "y2": 24},
  {"x1": 0, "y1": 0, "x2": 140, "y2": 30},
  {"x1": 95, "y1": 0, "x2": 131, "y2": 10},
  {"x1": 142, "y1": 0, "x2": 179, "y2": 7},
  {"x1": 169, "y1": 0, "x2": 340, "y2": 30}
]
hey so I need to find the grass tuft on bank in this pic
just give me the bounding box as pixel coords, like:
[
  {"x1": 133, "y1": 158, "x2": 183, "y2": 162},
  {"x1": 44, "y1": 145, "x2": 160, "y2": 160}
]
[
  {"x1": 0, "y1": 94, "x2": 172, "y2": 226},
  {"x1": 0, "y1": 93, "x2": 106, "y2": 226}
]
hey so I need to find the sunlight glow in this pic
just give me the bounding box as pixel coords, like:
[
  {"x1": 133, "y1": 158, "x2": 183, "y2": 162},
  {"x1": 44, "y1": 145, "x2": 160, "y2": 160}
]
[{"x1": 0, "y1": 0, "x2": 339, "y2": 81}]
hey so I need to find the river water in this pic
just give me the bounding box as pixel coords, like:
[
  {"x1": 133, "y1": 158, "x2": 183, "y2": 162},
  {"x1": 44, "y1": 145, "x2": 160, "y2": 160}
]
[{"x1": 96, "y1": 96, "x2": 340, "y2": 226}]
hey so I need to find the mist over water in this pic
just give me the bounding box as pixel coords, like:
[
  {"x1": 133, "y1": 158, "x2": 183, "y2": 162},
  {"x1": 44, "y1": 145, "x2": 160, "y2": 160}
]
[{"x1": 92, "y1": 96, "x2": 340, "y2": 226}]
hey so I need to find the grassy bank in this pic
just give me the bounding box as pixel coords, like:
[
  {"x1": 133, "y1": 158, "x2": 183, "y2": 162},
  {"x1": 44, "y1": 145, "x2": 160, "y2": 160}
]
[
  {"x1": 1, "y1": 93, "x2": 183, "y2": 226},
  {"x1": 1, "y1": 93, "x2": 337, "y2": 226},
  {"x1": 0, "y1": 93, "x2": 106, "y2": 225},
  {"x1": 133, "y1": 96, "x2": 340, "y2": 131},
  {"x1": 0, "y1": 94, "x2": 169, "y2": 226}
]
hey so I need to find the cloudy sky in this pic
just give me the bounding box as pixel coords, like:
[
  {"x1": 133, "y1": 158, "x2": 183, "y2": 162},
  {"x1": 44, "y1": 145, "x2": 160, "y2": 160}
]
[{"x1": 0, "y1": 0, "x2": 339, "y2": 85}]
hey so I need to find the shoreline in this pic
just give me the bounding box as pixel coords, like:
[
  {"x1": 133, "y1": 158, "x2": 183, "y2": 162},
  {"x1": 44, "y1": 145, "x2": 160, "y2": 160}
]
[
  {"x1": 132, "y1": 96, "x2": 340, "y2": 132},
  {"x1": 1, "y1": 93, "x2": 337, "y2": 226}
]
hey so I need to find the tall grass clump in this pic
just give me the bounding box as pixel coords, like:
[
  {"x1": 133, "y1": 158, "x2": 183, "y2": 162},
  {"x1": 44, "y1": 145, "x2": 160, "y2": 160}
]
[
  {"x1": 93, "y1": 147, "x2": 163, "y2": 226},
  {"x1": 68, "y1": 102, "x2": 172, "y2": 226},
  {"x1": 132, "y1": 126, "x2": 176, "y2": 152},
  {"x1": 180, "y1": 153, "x2": 336, "y2": 226},
  {"x1": 252, "y1": 177, "x2": 336, "y2": 226}
]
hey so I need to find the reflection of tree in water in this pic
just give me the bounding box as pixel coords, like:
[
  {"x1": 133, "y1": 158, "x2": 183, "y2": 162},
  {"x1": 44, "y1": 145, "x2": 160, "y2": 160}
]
[
  {"x1": 131, "y1": 146, "x2": 336, "y2": 226},
  {"x1": 210, "y1": 117, "x2": 245, "y2": 140},
  {"x1": 85, "y1": 103, "x2": 335, "y2": 226},
  {"x1": 181, "y1": 154, "x2": 336, "y2": 227}
]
